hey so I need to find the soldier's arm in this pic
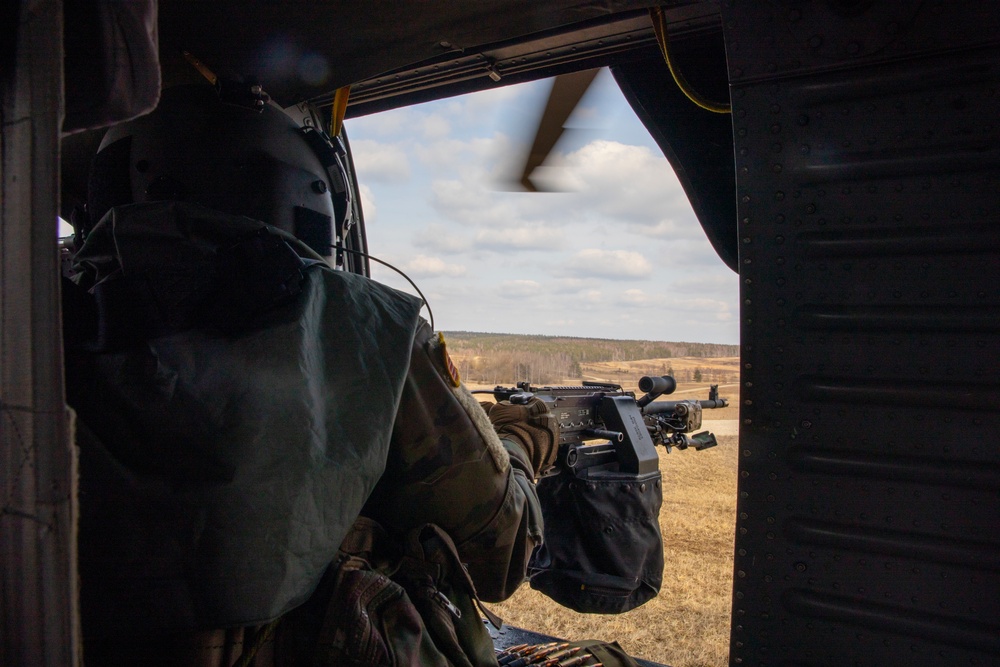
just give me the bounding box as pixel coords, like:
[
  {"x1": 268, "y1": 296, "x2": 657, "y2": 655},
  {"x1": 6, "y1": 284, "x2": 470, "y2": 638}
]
[{"x1": 361, "y1": 321, "x2": 542, "y2": 601}]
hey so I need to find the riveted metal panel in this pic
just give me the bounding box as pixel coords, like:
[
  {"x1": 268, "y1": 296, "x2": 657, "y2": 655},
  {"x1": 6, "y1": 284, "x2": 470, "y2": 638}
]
[{"x1": 721, "y1": 2, "x2": 1000, "y2": 665}]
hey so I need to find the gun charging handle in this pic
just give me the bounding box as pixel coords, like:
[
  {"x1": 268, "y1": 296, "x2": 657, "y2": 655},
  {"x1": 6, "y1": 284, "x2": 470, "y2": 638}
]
[
  {"x1": 506, "y1": 390, "x2": 535, "y2": 405},
  {"x1": 636, "y1": 375, "x2": 677, "y2": 408}
]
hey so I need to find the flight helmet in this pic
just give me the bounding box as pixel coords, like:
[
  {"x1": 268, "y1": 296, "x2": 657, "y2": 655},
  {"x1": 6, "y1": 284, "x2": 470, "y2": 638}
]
[{"x1": 86, "y1": 82, "x2": 351, "y2": 260}]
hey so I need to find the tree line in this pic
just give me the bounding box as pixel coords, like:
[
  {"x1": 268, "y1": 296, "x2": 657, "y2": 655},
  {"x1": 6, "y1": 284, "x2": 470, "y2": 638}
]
[
  {"x1": 456, "y1": 350, "x2": 581, "y2": 386},
  {"x1": 443, "y1": 332, "x2": 739, "y2": 385}
]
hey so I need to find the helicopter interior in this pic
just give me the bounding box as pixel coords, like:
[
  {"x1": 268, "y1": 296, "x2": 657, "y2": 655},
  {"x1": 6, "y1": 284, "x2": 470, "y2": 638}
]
[{"x1": 3, "y1": 2, "x2": 999, "y2": 666}]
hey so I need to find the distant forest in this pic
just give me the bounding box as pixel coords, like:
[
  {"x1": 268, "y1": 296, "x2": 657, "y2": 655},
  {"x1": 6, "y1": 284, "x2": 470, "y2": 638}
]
[{"x1": 442, "y1": 331, "x2": 739, "y2": 385}]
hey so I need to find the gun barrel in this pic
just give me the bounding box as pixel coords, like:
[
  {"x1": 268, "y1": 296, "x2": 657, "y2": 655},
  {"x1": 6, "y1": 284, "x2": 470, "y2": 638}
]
[{"x1": 643, "y1": 398, "x2": 729, "y2": 414}]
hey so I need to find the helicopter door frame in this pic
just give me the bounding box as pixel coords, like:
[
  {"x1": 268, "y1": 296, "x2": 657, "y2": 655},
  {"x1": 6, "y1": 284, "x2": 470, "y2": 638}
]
[{"x1": 1, "y1": 3, "x2": 78, "y2": 666}]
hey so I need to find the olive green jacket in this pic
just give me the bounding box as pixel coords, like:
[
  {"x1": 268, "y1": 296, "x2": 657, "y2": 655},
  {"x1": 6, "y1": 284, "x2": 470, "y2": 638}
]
[{"x1": 67, "y1": 202, "x2": 539, "y2": 640}]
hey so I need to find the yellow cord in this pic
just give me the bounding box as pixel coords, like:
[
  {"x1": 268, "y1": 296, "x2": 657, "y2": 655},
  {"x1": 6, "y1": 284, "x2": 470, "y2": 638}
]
[
  {"x1": 649, "y1": 7, "x2": 731, "y2": 114},
  {"x1": 330, "y1": 86, "x2": 351, "y2": 137},
  {"x1": 182, "y1": 51, "x2": 218, "y2": 86}
]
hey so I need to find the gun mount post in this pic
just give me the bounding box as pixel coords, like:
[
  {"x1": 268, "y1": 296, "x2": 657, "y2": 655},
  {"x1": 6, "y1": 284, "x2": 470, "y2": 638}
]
[{"x1": 598, "y1": 395, "x2": 659, "y2": 475}]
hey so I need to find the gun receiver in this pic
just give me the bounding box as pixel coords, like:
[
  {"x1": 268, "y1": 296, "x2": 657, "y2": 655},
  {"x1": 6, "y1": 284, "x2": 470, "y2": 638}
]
[{"x1": 486, "y1": 376, "x2": 729, "y2": 479}]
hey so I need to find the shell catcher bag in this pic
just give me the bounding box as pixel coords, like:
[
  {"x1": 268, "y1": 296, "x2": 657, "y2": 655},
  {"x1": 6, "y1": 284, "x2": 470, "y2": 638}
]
[
  {"x1": 527, "y1": 463, "x2": 664, "y2": 614},
  {"x1": 525, "y1": 391, "x2": 666, "y2": 614}
]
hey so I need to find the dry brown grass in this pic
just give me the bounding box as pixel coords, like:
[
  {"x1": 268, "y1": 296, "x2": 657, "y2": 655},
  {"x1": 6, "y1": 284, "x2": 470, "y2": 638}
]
[
  {"x1": 579, "y1": 356, "x2": 738, "y2": 385},
  {"x1": 488, "y1": 430, "x2": 739, "y2": 667},
  {"x1": 580, "y1": 356, "x2": 740, "y2": 381}
]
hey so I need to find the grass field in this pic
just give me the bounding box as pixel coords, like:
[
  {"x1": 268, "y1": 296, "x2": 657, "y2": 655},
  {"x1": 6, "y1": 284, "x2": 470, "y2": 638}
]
[{"x1": 483, "y1": 377, "x2": 741, "y2": 667}]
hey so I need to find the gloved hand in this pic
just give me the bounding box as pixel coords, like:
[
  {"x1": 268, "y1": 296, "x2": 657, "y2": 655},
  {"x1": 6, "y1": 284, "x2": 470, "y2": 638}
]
[{"x1": 488, "y1": 397, "x2": 559, "y2": 476}]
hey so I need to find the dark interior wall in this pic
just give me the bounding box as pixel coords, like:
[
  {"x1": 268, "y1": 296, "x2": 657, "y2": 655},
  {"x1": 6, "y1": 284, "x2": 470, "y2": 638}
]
[{"x1": 722, "y1": 1, "x2": 1000, "y2": 665}]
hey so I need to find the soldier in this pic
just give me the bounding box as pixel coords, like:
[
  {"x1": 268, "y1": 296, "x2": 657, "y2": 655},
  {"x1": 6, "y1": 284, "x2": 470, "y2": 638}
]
[{"x1": 64, "y1": 82, "x2": 557, "y2": 665}]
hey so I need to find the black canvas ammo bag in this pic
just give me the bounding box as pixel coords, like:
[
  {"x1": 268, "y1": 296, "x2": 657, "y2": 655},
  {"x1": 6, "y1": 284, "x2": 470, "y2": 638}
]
[{"x1": 527, "y1": 467, "x2": 664, "y2": 614}]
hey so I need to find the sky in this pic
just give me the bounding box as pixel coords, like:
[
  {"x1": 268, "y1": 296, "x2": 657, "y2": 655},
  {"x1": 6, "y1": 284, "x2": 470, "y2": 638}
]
[
  {"x1": 345, "y1": 70, "x2": 739, "y2": 344},
  {"x1": 59, "y1": 71, "x2": 739, "y2": 344}
]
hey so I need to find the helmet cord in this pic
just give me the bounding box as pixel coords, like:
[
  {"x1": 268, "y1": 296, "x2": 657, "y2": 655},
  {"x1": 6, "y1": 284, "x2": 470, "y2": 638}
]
[{"x1": 337, "y1": 246, "x2": 435, "y2": 331}]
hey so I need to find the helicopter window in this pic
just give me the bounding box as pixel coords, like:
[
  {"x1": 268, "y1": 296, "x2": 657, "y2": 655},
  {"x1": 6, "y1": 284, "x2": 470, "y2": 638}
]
[
  {"x1": 348, "y1": 71, "x2": 738, "y2": 345},
  {"x1": 346, "y1": 73, "x2": 740, "y2": 667}
]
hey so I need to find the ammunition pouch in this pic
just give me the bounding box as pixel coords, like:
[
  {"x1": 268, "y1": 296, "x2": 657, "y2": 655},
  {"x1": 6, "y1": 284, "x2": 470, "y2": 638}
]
[{"x1": 281, "y1": 517, "x2": 500, "y2": 667}]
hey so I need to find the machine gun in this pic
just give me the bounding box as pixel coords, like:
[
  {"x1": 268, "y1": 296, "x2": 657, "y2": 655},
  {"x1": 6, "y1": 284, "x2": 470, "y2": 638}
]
[{"x1": 481, "y1": 376, "x2": 728, "y2": 479}]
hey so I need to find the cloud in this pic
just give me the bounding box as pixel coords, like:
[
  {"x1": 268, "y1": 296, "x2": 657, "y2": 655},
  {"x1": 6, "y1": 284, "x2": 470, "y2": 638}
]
[
  {"x1": 461, "y1": 83, "x2": 534, "y2": 116},
  {"x1": 531, "y1": 140, "x2": 693, "y2": 226},
  {"x1": 549, "y1": 278, "x2": 589, "y2": 294},
  {"x1": 347, "y1": 110, "x2": 410, "y2": 137},
  {"x1": 670, "y1": 274, "x2": 739, "y2": 300},
  {"x1": 558, "y1": 249, "x2": 652, "y2": 280},
  {"x1": 623, "y1": 289, "x2": 649, "y2": 305},
  {"x1": 416, "y1": 134, "x2": 511, "y2": 173},
  {"x1": 626, "y1": 291, "x2": 736, "y2": 324},
  {"x1": 498, "y1": 279, "x2": 542, "y2": 298},
  {"x1": 422, "y1": 114, "x2": 451, "y2": 139},
  {"x1": 403, "y1": 254, "x2": 467, "y2": 278},
  {"x1": 358, "y1": 183, "x2": 377, "y2": 223},
  {"x1": 413, "y1": 223, "x2": 473, "y2": 253},
  {"x1": 657, "y1": 236, "x2": 732, "y2": 270},
  {"x1": 668, "y1": 296, "x2": 735, "y2": 322},
  {"x1": 474, "y1": 226, "x2": 562, "y2": 251},
  {"x1": 633, "y1": 216, "x2": 704, "y2": 239},
  {"x1": 543, "y1": 318, "x2": 577, "y2": 328},
  {"x1": 351, "y1": 139, "x2": 411, "y2": 183},
  {"x1": 429, "y1": 178, "x2": 528, "y2": 227},
  {"x1": 424, "y1": 139, "x2": 707, "y2": 257},
  {"x1": 347, "y1": 80, "x2": 739, "y2": 344},
  {"x1": 443, "y1": 82, "x2": 547, "y2": 140}
]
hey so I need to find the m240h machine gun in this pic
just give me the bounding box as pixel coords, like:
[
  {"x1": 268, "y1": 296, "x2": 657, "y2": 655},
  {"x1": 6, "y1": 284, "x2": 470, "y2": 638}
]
[
  {"x1": 485, "y1": 376, "x2": 729, "y2": 478},
  {"x1": 481, "y1": 376, "x2": 730, "y2": 614}
]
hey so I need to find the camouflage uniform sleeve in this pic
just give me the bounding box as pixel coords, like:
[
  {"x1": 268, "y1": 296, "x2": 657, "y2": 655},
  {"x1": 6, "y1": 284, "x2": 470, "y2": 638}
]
[{"x1": 361, "y1": 321, "x2": 543, "y2": 602}]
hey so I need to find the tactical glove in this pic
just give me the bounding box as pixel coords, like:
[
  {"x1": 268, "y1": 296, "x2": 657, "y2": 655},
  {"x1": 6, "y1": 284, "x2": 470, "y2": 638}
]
[{"x1": 488, "y1": 398, "x2": 559, "y2": 476}]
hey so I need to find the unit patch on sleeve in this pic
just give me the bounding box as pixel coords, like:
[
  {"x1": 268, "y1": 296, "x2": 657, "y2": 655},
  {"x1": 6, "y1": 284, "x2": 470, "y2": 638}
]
[{"x1": 438, "y1": 332, "x2": 461, "y2": 387}]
